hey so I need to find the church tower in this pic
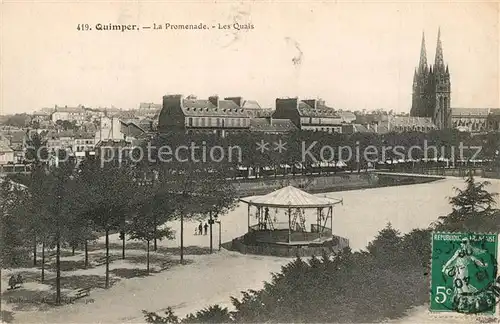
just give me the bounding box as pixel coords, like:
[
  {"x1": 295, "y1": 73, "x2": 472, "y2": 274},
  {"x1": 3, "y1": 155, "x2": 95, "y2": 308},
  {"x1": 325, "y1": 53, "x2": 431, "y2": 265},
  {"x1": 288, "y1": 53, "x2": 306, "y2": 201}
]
[
  {"x1": 410, "y1": 29, "x2": 451, "y2": 129},
  {"x1": 431, "y1": 28, "x2": 451, "y2": 129},
  {"x1": 410, "y1": 32, "x2": 429, "y2": 117}
]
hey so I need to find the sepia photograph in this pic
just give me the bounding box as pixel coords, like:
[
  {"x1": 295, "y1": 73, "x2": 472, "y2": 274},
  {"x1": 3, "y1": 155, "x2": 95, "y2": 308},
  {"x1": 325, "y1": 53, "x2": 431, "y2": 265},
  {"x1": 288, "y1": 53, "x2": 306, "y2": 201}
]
[{"x1": 0, "y1": 1, "x2": 499, "y2": 323}]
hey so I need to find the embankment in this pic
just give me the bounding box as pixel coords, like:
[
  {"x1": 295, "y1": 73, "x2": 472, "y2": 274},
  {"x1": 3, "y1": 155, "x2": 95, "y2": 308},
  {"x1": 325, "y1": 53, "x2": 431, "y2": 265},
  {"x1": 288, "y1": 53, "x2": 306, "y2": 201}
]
[{"x1": 232, "y1": 172, "x2": 444, "y2": 197}]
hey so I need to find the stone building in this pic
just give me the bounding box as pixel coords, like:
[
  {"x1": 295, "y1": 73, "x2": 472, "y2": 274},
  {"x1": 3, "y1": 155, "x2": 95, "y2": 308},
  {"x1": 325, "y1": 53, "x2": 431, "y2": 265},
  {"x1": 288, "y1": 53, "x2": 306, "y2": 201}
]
[
  {"x1": 158, "y1": 95, "x2": 251, "y2": 137},
  {"x1": 451, "y1": 108, "x2": 500, "y2": 133},
  {"x1": 410, "y1": 29, "x2": 451, "y2": 129},
  {"x1": 272, "y1": 98, "x2": 352, "y2": 134},
  {"x1": 51, "y1": 105, "x2": 87, "y2": 124}
]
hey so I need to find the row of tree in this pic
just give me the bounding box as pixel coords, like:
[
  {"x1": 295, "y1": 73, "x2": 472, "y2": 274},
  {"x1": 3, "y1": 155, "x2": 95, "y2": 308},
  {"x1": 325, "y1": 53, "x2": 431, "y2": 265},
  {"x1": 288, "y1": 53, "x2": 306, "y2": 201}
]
[
  {"x1": 143, "y1": 174, "x2": 500, "y2": 323},
  {"x1": 143, "y1": 129, "x2": 500, "y2": 177},
  {"x1": 0, "y1": 132, "x2": 237, "y2": 305}
]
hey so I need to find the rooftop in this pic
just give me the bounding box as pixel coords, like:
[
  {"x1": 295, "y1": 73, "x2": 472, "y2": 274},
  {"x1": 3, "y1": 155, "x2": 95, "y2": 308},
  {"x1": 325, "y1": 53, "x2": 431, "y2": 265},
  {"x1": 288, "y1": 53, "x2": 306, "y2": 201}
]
[
  {"x1": 389, "y1": 116, "x2": 436, "y2": 127},
  {"x1": 352, "y1": 124, "x2": 373, "y2": 133},
  {"x1": 139, "y1": 103, "x2": 162, "y2": 109},
  {"x1": 451, "y1": 108, "x2": 492, "y2": 117},
  {"x1": 241, "y1": 100, "x2": 262, "y2": 110},
  {"x1": 182, "y1": 99, "x2": 249, "y2": 117},
  {"x1": 54, "y1": 106, "x2": 86, "y2": 113},
  {"x1": 240, "y1": 185, "x2": 342, "y2": 208},
  {"x1": 0, "y1": 141, "x2": 13, "y2": 152},
  {"x1": 249, "y1": 118, "x2": 297, "y2": 133},
  {"x1": 297, "y1": 100, "x2": 340, "y2": 118}
]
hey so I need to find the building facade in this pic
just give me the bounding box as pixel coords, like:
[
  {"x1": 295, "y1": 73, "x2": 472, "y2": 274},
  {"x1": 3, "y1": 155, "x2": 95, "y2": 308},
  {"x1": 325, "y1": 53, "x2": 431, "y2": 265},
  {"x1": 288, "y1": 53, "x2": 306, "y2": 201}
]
[
  {"x1": 0, "y1": 142, "x2": 15, "y2": 165},
  {"x1": 95, "y1": 116, "x2": 145, "y2": 145},
  {"x1": 387, "y1": 116, "x2": 437, "y2": 133},
  {"x1": 158, "y1": 95, "x2": 251, "y2": 136},
  {"x1": 51, "y1": 105, "x2": 87, "y2": 124},
  {"x1": 73, "y1": 132, "x2": 96, "y2": 157},
  {"x1": 273, "y1": 98, "x2": 352, "y2": 133},
  {"x1": 451, "y1": 108, "x2": 500, "y2": 133},
  {"x1": 410, "y1": 30, "x2": 451, "y2": 129}
]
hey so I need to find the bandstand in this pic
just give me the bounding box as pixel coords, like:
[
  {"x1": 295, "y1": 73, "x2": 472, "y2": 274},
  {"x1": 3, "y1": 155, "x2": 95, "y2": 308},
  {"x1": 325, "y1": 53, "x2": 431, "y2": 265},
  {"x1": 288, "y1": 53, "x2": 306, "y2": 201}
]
[{"x1": 227, "y1": 186, "x2": 349, "y2": 257}]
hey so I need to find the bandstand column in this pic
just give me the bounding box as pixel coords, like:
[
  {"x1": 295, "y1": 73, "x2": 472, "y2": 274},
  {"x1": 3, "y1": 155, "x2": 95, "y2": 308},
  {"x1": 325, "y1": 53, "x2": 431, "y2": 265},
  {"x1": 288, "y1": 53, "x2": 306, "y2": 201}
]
[
  {"x1": 330, "y1": 206, "x2": 333, "y2": 235},
  {"x1": 288, "y1": 207, "x2": 291, "y2": 243},
  {"x1": 247, "y1": 203, "x2": 251, "y2": 231}
]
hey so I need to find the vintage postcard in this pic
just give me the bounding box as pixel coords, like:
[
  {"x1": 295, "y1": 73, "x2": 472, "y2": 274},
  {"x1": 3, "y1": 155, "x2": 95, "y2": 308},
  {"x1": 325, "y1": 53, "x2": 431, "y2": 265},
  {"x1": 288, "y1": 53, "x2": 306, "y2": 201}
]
[{"x1": 0, "y1": 1, "x2": 499, "y2": 323}]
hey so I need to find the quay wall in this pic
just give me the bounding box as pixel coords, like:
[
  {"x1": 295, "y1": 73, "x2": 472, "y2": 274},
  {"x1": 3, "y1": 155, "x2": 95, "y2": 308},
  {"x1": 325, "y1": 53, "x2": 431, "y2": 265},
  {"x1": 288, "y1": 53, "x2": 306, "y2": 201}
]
[{"x1": 232, "y1": 172, "x2": 443, "y2": 197}]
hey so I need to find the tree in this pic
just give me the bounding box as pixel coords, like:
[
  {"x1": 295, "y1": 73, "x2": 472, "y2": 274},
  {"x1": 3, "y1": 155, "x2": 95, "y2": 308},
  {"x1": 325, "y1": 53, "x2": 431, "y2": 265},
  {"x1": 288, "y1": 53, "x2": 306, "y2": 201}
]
[
  {"x1": 20, "y1": 157, "x2": 79, "y2": 304},
  {"x1": 150, "y1": 132, "x2": 237, "y2": 263},
  {"x1": 143, "y1": 305, "x2": 231, "y2": 324},
  {"x1": 182, "y1": 305, "x2": 232, "y2": 323},
  {"x1": 5, "y1": 113, "x2": 30, "y2": 128},
  {"x1": 436, "y1": 173, "x2": 499, "y2": 232},
  {"x1": 366, "y1": 223, "x2": 402, "y2": 265},
  {"x1": 128, "y1": 184, "x2": 175, "y2": 274},
  {"x1": 78, "y1": 157, "x2": 136, "y2": 288},
  {"x1": 0, "y1": 180, "x2": 29, "y2": 268}
]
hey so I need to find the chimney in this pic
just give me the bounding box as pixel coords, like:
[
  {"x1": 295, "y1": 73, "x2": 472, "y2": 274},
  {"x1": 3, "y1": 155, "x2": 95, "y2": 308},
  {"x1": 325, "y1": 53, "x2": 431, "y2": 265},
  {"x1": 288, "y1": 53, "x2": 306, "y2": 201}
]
[
  {"x1": 275, "y1": 98, "x2": 298, "y2": 114},
  {"x1": 163, "y1": 95, "x2": 184, "y2": 110},
  {"x1": 209, "y1": 95, "x2": 219, "y2": 107},
  {"x1": 224, "y1": 97, "x2": 242, "y2": 107}
]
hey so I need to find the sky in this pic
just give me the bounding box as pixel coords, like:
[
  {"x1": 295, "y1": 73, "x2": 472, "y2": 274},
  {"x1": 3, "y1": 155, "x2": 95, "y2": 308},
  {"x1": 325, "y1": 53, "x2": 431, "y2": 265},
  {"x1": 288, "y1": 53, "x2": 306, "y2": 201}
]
[{"x1": 1, "y1": 1, "x2": 499, "y2": 114}]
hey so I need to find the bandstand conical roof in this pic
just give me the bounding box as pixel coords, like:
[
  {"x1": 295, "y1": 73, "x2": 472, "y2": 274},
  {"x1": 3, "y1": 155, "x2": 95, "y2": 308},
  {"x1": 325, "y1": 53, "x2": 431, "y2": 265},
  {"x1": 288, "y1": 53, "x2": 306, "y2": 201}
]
[{"x1": 240, "y1": 185, "x2": 342, "y2": 208}]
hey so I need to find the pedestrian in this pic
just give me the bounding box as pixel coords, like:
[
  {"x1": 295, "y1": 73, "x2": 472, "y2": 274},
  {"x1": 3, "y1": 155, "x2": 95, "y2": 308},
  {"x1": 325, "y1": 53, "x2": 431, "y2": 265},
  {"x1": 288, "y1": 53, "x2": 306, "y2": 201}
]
[
  {"x1": 198, "y1": 222, "x2": 203, "y2": 236},
  {"x1": 16, "y1": 274, "x2": 23, "y2": 286},
  {"x1": 204, "y1": 223, "x2": 208, "y2": 235},
  {"x1": 8, "y1": 275, "x2": 16, "y2": 290}
]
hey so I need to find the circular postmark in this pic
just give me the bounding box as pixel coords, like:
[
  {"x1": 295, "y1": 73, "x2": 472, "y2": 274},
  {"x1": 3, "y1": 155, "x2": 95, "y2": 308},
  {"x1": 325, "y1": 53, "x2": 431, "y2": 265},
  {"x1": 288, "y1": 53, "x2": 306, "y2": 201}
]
[{"x1": 436, "y1": 234, "x2": 499, "y2": 314}]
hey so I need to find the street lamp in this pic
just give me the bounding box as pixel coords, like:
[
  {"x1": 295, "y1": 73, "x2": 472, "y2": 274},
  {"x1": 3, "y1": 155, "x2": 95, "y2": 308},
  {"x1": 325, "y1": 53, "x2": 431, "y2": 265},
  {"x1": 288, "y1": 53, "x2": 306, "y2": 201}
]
[
  {"x1": 208, "y1": 212, "x2": 221, "y2": 253},
  {"x1": 214, "y1": 214, "x2": 221, "y2": 252}
]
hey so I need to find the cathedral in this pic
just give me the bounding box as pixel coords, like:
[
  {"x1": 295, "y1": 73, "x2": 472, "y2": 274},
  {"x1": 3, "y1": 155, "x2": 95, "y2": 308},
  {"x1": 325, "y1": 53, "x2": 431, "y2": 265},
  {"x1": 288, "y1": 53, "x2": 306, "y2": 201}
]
[{"x1": 410, "y1": 29, "x2": 451, "y2": 129}]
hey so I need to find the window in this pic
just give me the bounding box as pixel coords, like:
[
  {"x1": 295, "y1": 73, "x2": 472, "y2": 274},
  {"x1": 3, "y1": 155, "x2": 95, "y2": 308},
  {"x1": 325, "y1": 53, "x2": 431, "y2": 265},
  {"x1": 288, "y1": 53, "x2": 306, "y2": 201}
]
[
  {"x1": 201, "y1": 118, "x2": 206, "y2": 127},
  {"x1": 188, "y1": 118, "x2": 193, "y2": 127},
  {"x1": 238, "y1": 118, "x2": 242, "y2": 126}
]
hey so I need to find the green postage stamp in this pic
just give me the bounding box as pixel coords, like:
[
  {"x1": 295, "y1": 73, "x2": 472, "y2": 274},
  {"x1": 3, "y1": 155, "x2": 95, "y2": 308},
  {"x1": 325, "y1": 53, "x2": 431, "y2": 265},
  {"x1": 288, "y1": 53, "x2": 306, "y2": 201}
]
[{"x1": 430, "y1": 232, "x2": 500, "y2": 315}]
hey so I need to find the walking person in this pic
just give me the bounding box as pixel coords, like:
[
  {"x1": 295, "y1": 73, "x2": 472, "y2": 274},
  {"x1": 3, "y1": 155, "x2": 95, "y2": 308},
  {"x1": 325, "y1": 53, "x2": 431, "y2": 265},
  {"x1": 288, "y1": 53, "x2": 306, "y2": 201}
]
[
  {"x1": 204, "y1": 223, "x2": 208, "y2": 235},
  {"x1": 8, "y1": 275, "x2": 16, "y2": 290},
  {"x1": 198, "y1": 222, "x2": 203, "y2": 236},
  {"x1": 16, "y1": 274, "x2": 23, "y2": 287}
]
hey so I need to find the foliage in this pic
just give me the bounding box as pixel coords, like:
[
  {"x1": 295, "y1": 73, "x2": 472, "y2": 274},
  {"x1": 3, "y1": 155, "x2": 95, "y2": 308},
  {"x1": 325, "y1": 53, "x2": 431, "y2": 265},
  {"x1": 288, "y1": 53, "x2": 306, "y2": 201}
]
[
  {"x1": 24, "y1": 131, "x2": 49, "y2": 165},
  {"x1": 0, "y1": 180, "x2": 30, "y2": 267},
  {"x1": 143, "y1": 305, "x2": 231, "y2": 324},
  {"x1": 55, "y1": 119, "x2": 79, "y2": 131},
  {"x1": 366, "y1": 222, "x2": 402, "y2": 266},
  {"x1": 182, "y1": 305, "x2": 232, "y2": 323},
  {"x1": 436, "y1": 173, "x2": 499, "y2": 232},
  {"x1": 4, "y1": 113, "x2": 30, "y2": 128},
  {"x1": 143, "y1": 229, "x2": 430, "y2": 323},
  {"x1": 127, "y1": 182, "x2": 176, "y2": 243},
  {"x1": 143, "y1": 308, "x2": 179, "y2": 324}
]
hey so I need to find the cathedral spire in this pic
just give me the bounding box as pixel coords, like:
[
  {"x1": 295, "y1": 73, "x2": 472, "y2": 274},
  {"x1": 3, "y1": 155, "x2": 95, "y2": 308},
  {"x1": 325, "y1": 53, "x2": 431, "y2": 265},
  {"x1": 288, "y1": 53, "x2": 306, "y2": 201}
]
[
  {"x1": 434, "y1": 27, "x2": 445, "y2": 72},
  {"x1": 418, "y1": 31, "x2": 427, "y2": 73}
]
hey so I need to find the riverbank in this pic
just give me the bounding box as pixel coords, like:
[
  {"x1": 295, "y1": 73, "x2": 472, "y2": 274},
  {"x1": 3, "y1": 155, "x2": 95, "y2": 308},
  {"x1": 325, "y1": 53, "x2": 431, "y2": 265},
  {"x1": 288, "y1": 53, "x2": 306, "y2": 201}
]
[{"x1": 233, "y1": 171, "x2": 444, "y2": 196}]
